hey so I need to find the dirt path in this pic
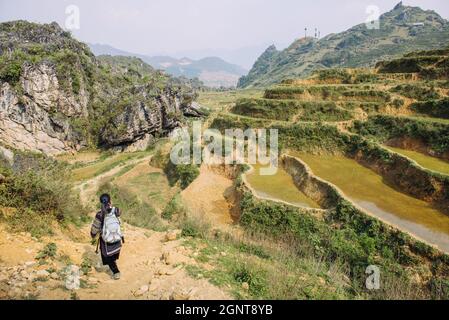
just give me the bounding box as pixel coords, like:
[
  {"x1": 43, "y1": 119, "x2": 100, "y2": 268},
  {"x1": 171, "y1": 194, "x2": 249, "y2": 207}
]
[
  {"x1": 75, "y1": 154, "x2": 154, "y2": 206},
  {"x1": 0, "y1": 154, "x2": 231, "y2": 300},
  {"x1": 0, "y1": 222, "x2": 230, "y2": 300}
]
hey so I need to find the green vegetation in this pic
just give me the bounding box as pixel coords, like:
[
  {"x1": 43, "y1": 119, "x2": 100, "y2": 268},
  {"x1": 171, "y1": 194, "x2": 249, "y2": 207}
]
[
  {"x1": 351, "y1": 115, "x2": 449, "y2": 155},
  {"x1": 162, "y1": 193, "x2": 187, "y2": 221},
  {"x1": 232, "y1": 98, "x2": 354, "y2": 122},
  {"x1": 152, "y1": 148, "x2": 200, "y2": 190},
  {"x1": 377, "y1": 56, "x2": 443, "y2": 74},
  {"x1": 181, "y1": 217, "x2": 351, "y2": 299},
  {"x1": 278, "y1": 123, "x2": 350, "y2": 154},
  {"x1": 168, "y1": 164, "x2": 200, "y2": 190},
  {"x1": 195, "y1": 89, "x2": 263, "y2": 112},
  {"x1": 0, "y1": 151, "x2": 89, "y2": 237},
  {"x1": 238, "y1": 191, "x2": 449, "y2": 299},
  {"x1": 411, "y1": 98, "x2": 449, "y2": 119},
  {"x1": 377, "y1": 54, "x2": 449, "y2": 80},
  {"x1": 35, "y1": 243, "x2": 57, "y2": 262},
  {"x1": 71, "y1": 151, "x2": 150, "y2": 182},
  {"x1": 238, "y1": 5, "x2": 449, "y2": 88},
  {"x1": 263, "y1": 85, "x2": 391, "y2": 104},
  {"x1": 211, "y1": 115, "x2": 350, "y2": 154},
  {"x1": 311, "y1": 68, "x2": 379, "y2": 84},
  {"x1": 0, "y1": 51, "x2": 24, "y2": 85},
  {"x1": 390, "y1": 84, "x2": 440, "y2": 100}
]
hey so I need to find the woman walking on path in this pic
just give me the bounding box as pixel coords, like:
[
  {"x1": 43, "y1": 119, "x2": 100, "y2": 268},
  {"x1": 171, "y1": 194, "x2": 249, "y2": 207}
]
[{"x1": 91, "y1": 193, "x2": 124, "y2": 280}]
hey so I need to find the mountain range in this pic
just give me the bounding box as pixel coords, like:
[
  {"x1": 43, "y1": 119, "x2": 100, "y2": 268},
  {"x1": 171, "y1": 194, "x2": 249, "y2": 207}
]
[
  {"x1": 238, "y1": 2, "x2": 449, "y2": 88},
  {"x1": 89, "y1": 43, "x2": 247, "y2": 88}
]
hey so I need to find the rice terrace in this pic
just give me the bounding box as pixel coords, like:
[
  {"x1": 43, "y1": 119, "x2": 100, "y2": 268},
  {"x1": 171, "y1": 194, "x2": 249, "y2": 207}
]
[{"x1": 0, "y1": 0, "x2": 449, "y2": 304}]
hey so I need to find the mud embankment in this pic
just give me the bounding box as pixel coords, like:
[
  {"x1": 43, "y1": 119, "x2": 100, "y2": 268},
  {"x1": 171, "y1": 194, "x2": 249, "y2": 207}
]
[{"x1": 281, "y1": 156, "x2": 340, "y2": 209}]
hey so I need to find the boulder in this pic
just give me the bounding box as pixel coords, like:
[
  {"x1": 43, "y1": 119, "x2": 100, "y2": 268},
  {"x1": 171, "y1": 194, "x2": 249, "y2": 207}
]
[
  {"x1": 164, "y1": 230, "x2": 181, "y2": 242},
  {"x1": 64, "y1": 265, "x2": 80, "y2": 290},
  {"x1": 134, "y1": 285, "x2": 149, "y2": 297},
  {"x1": 0, "y1": 146, "x2": 14, "y2": 165},
  {"x1": 35, "y1": 270, "x2": 49, "y2": 278}
]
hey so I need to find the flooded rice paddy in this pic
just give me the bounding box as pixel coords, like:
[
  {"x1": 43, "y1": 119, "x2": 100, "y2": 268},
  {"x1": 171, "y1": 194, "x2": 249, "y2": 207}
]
[
  {"x1": 290, "y1": 152, "x2": 449, "y2": 252},
  {"x1": 246, "y1": 163, "x2": 320, "y2": 209},
  {"x1": 385, "y1": 146, "x2": 449, "y2": 176}
]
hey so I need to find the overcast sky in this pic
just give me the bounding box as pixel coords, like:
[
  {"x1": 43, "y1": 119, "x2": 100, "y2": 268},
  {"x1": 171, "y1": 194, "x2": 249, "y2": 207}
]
[{"x1": 0, "y1": 0, "x2": 447, "y2": 68}]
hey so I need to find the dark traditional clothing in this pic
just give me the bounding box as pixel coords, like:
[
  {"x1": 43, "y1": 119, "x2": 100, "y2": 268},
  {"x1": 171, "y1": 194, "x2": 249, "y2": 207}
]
[{"x1": 90, "y1": 207, "x2": 123, "y2": 273}]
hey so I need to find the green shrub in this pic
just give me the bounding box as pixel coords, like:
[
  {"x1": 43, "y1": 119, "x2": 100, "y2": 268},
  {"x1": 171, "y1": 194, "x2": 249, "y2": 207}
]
[
  {"x1": 179, "y1": 215, "x2": 210, "y2": 239},
  {"x1": 165, "y1": 162, "x2": 199, "y2": 190},
  {"x1": 390, "y1": 84, "x2": 440, "y2": 100},
  {"x1": 80, "y1": 257, "x2": 93, "y2": 275},
  {"x1": 411, "y1": 98, "x2": 449, "y2": 119},
  {"x1": 36, "y1": 243, "x2": 57, "y2": 261},
  {"x1": 351, "y1": 115, "x2": 449, "y2": 154},
  {"x1": 238, "y1": 243, "x2": 270, "y2": 260},
  {"x1": 238, "y1": 191, "x2": 447, "y2": 298},
  {"x1": 0, "y1": 152, "x2": 88, "y2": 236},
  {"x1": 161, "y1": 193, "x2": 186, "y2": 220},
  {"x1": 233, "y1": 263, "x2": 268, "y2": 297},
  {"x1": 0, "y1": 58, "x2": 23, "y2": 85},
  {"x1": 232, "y1": 98, "x2": 353, "y2": 122}
]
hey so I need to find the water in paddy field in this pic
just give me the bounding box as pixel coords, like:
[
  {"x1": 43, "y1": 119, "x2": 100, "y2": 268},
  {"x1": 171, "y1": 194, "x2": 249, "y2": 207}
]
[
  {"x1": 290, "y1": 152, "x2": 449, "y2": 253},
  {"x1": 245, "y1": 163, "x2": 320, "y2": 209},
  {"x1": 385, "y1": 146, "x2": 449, "y2": 176}
]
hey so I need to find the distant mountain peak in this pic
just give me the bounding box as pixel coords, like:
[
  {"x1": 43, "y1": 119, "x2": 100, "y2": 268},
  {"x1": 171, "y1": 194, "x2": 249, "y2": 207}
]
[
  {"x1": 394, "y1": 1, "x2": 404, "y2": 10},
  {"x1": 238, "y1": 3, "x2": 449, "y2": 88}
]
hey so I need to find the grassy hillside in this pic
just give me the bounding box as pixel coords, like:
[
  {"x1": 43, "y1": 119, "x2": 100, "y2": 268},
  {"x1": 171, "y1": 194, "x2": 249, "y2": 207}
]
[{"x1": 238, "y1": 3, "x2": 449, "y2": 88}]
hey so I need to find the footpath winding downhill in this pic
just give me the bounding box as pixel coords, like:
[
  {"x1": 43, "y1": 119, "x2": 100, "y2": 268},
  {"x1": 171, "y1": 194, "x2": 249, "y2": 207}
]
[{"x1": 0, "y1": 154, "x2": 231, "y2": 300}]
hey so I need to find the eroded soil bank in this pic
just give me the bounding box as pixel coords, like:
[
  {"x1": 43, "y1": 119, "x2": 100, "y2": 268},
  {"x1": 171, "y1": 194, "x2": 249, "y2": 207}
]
[{"x1": 386, "y1": 137, "x2": 449, "y2": 162}]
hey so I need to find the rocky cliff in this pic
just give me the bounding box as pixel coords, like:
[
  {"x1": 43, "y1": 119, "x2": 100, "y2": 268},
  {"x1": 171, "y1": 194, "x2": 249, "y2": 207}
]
[{"x1": 0, "y1": 21, "x2": 202, "y2": 155}]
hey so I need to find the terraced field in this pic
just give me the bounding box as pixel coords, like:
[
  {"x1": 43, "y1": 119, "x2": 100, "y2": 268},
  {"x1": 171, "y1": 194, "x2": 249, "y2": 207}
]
[
  {"x1": 201, "y1": 47, "x2": 449, "y2": 299},
  {"x1": 219, "y1": 48, "x2": 449, "y2": 250}
]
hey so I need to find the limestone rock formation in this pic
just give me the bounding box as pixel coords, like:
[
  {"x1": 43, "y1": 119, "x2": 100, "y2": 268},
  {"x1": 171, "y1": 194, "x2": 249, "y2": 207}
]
[
  {"x1": 0, "y1": 61, "x2": 88, "y2": 154},
  {"x1": 0, "y1": 20, "x2": 203, "y2": 155}
]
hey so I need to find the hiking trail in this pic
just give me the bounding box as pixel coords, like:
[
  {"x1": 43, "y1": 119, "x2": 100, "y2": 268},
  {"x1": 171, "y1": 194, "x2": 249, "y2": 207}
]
[{"x1": 0, "y1": 154, "x2": 232, "y2": 300}]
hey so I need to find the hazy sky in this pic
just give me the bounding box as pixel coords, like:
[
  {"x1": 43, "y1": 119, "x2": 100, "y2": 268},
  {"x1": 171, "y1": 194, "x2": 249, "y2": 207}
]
[{"x1": 0, "y1": 0, "x2": 448, "y2": 67}]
